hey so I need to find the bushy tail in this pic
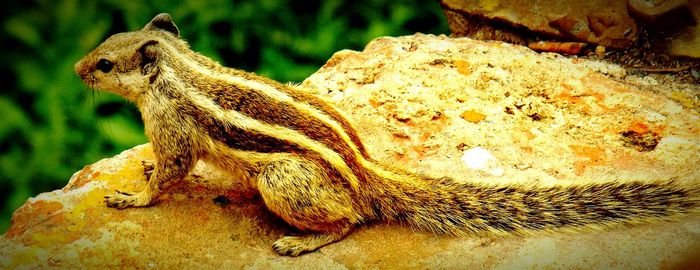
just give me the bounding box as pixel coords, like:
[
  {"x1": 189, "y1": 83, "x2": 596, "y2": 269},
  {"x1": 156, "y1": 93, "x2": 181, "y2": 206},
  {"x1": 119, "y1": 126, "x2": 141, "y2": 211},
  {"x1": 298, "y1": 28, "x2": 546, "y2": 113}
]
[{"x1": 371, "y1": 170, "x2": 700, "y2": 236}]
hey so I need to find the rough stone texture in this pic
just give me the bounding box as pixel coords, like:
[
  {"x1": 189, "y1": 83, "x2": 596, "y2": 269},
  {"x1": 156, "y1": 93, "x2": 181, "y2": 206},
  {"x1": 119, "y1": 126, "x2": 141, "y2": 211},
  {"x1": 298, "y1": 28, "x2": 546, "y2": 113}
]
[
  {"x1": 628, "y1": 0, "x2": 695, "y2": 25},
  {"x1": 669, "y1": 2, "x2": 700, "y2": 58},
  {"x1": 439, "y1": 0, "x2": 638, "y2": 48},
  {"x1": 2, "y1": 34, "x2": 700, "y2": 269}
]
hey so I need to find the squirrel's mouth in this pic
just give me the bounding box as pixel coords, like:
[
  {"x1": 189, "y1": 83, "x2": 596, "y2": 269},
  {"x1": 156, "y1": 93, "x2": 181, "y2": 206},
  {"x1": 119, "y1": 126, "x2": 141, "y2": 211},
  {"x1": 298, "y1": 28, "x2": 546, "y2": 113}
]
[
  {"x1": 78, "y1": 72, "x2": 98, "y2": 89},
  {"x1": 74, "y1": 61, "x2": 92, "y2": 84},
  {"x1": 74, "y1": 59, "x2": 101, "y2": 90}
]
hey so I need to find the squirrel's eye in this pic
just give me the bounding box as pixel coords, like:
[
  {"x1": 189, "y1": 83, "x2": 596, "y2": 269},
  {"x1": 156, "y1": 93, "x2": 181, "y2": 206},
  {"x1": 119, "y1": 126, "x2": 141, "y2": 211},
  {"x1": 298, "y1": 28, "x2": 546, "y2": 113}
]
[{"x1": 96, "y1": 59, "x2": 114, "y2": 73}]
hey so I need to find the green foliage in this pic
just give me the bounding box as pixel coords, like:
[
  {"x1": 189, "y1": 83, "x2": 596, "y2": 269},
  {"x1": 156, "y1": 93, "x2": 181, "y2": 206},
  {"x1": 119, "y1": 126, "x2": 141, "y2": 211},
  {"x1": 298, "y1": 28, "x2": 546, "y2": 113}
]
[{"x1": 0, "y1": 0, "x2": 448, "y2": 232}]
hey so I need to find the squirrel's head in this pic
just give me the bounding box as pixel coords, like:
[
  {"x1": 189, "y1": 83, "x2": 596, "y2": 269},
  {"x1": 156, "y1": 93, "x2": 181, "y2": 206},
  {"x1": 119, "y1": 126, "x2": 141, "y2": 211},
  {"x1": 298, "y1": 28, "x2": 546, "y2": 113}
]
[{"x1": 74, "y1": 13, "x2": 181, "y2": 102}]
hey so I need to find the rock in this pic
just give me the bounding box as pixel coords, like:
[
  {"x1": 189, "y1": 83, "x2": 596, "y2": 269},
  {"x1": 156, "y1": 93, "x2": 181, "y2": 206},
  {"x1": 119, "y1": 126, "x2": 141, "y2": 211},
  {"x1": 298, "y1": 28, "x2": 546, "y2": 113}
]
[
  {"x1": 628, "y1": 0, "x2": 696, "y2": 26},
  {"x1": 3, "y1": 34, "x2": 700, "y2": 269},
  {"x1": 670, "y1": 25, "x2": 700, "y2": 58},
  {"x1": 527, "y1": 41, "x2": 587, "y2": 55},
  {"x1": 440, "y1": 8, "x2": 528, "y2": 45},
  {"x1": 439, "y1": 0, "x2": 638, "y2": 48},
  {"x1": 668, "y1": 2, "x2": 700, "y2": 58}
]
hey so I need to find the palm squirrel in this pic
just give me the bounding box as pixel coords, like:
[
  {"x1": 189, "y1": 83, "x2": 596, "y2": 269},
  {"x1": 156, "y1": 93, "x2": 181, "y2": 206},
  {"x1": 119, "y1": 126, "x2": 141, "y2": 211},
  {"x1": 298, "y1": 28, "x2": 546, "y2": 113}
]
[{"x1": 75, "y1": 13, "x2": 700, "y2": 256}]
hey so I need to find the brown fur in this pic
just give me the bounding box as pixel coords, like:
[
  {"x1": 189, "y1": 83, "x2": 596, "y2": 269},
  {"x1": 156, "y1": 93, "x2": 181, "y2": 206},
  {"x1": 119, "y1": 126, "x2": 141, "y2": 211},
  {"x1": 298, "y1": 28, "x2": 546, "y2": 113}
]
[{"x1": 75, "y1": 13, "x2": 700, "y2": 256}]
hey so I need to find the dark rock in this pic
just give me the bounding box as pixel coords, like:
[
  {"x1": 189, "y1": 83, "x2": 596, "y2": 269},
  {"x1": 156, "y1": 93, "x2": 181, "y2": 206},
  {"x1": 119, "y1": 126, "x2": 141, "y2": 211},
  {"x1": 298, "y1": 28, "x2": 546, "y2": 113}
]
[{"x1": 439, "y1": 0, "x2": 638, "y2": 48}]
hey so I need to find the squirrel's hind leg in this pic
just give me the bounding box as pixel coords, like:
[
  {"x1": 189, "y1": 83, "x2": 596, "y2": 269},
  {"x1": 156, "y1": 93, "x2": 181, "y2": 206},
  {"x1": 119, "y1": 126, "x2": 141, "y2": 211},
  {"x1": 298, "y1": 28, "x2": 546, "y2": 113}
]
[
  {"x1": 257, "y1": 157, "x2": 361, "y2": 256},
  {"x1": 272, "y1": 226, "x2": 352, "y2": 256}
]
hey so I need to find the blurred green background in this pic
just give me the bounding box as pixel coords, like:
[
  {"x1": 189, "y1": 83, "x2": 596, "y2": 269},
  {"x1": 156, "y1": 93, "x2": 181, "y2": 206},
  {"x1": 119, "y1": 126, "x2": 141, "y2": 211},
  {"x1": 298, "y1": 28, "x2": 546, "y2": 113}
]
[{"x1": 0, "y1": 0, "x2": 448, "y2": 232}]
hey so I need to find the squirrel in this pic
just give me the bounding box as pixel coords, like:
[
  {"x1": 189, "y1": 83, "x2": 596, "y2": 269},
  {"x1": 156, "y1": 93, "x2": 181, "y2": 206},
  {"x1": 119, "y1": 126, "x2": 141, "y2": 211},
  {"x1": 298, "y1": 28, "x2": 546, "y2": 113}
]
[{"x1": 75, "y1": 13, "x2": 700, "y2": 256}]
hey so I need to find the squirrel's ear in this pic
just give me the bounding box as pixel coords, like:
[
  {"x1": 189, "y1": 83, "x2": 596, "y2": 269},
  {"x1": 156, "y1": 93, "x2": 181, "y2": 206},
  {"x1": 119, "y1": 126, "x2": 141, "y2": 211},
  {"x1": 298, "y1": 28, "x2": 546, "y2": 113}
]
[
  {"x1": 143, "y1": 13, "x2": 179, "y2": 37},
  {"x1": 138, "y1": 40, "x2": 160, "y2": 75}
]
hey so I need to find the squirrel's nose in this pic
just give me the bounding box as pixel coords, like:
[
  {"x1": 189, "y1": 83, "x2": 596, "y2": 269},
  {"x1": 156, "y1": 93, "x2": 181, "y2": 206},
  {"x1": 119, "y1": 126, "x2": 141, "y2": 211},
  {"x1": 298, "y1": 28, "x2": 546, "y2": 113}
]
[{"x1": 74, "y1": 59, "x2": 83, "y2": 76}]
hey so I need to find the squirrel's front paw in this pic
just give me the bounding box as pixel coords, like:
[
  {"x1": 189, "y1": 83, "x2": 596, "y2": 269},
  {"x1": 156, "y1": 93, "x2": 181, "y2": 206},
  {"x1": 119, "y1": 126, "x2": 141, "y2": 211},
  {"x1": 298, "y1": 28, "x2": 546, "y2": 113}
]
[
  {"x1": 141, "y1": 160, "x2": 155, "y2": 180},
  {"x1": 104, "y1": 190, "x2": 150, "y2": 209}
]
